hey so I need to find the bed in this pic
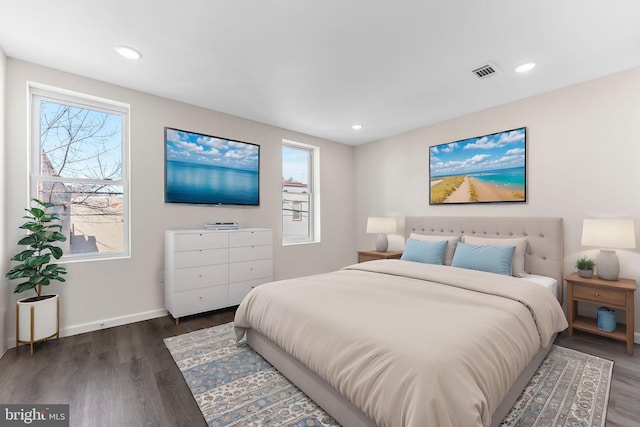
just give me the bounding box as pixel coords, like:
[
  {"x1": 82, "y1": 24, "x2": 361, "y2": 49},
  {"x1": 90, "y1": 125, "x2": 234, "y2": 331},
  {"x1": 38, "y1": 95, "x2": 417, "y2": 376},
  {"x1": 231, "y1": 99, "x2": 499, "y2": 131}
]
[{"x1": 234, "y1": 216, "x2": 568, "y2": 427}]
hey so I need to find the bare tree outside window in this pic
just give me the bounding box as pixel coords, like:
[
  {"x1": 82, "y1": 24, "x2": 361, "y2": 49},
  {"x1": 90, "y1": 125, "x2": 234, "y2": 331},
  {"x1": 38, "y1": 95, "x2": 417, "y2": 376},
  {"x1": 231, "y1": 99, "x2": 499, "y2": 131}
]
[{"x1": 31, "y1": 90, "x2": 129, "y2": 259}]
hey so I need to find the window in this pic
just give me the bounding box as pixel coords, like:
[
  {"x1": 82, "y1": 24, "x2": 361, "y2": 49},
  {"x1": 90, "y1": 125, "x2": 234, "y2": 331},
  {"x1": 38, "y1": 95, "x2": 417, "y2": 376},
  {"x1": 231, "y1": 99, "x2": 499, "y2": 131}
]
[
  {"x1": 282, "y1": 141, "x2": 319, "y2": 244},
  {"x1": 292, "y1": 201, "x2": 302, "y2": 221},
  {"x1": 30, "y1": 86, "x2": 130, "y2": 261}
]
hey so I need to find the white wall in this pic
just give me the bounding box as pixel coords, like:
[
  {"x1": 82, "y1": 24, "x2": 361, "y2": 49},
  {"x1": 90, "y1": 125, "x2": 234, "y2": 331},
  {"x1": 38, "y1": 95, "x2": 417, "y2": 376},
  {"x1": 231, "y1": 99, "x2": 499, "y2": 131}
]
[
  {"x1": 3, "y1": 59, "x2": 355, "y2": 348},
  {"x1": 0, "y1": 48, "x2": 7, "y2": 354},
  {"x1": 355, "y1": 66, "x2": 640, "y2": 337}
]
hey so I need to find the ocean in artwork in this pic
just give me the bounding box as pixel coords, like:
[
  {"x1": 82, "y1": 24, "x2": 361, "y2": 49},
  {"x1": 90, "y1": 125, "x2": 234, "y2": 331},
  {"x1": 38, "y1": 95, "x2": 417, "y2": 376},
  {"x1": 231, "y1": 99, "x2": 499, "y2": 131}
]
[
  {"x1": 166, "y1": 160, "x2": 259, "y2": 205},
  {"x1": 467, "y1": 166, "x2": 525, "y2": 191}
]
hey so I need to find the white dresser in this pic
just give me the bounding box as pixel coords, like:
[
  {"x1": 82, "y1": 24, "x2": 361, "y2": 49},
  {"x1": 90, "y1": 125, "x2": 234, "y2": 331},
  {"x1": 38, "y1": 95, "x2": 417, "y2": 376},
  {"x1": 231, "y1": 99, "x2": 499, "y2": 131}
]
[{"x1": 164, "y1": 228, "x2": 273, "y2": 322}]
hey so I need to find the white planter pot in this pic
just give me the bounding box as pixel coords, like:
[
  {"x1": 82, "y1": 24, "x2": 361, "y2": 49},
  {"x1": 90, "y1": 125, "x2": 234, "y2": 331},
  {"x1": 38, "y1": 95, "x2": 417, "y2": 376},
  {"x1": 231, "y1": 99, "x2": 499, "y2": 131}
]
[
  {"x1": 577, "y1": 269, "x2": 594, "y2": 279},
  {"x1": 17, "y1": 294, "x2": 59, "y2": 345}
]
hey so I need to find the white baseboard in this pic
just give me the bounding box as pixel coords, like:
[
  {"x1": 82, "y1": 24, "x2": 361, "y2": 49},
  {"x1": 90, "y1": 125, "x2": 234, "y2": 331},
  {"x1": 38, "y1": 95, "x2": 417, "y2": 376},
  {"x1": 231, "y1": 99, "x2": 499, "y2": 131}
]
[
  {"x1": 60, "y1": 308, "x2": 169, "y2": 337},
  {"x1": 6, "y1": 308, "x2": 168, "y2": 350}
]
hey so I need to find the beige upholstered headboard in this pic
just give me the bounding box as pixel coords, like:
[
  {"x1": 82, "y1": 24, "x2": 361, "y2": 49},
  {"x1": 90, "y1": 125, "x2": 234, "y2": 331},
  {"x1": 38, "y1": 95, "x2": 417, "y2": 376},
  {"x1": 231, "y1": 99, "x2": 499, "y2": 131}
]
[{"x1": 405, "y1": 216, "x2": 564, "y2": 302}]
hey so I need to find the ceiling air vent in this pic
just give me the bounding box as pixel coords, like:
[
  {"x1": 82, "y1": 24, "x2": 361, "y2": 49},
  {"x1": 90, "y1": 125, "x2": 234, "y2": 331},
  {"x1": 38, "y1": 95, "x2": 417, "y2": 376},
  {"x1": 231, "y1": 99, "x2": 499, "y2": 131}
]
[{"x1": 472, "y1": 63, "x2": 499, "y2": 79}]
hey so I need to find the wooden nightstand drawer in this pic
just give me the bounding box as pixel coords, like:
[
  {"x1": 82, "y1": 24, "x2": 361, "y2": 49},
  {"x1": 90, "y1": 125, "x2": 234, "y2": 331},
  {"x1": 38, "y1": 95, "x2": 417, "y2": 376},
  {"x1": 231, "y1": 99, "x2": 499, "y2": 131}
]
[
  {"x1": 359, "y1": 254, "x2": 382, "y2": 263},
  {"x1": 573, "y1": 285, "x2": 625, "y2": 307},
  {"x1": 357, "y1": 250, "x2": 403, "y2": 263}
]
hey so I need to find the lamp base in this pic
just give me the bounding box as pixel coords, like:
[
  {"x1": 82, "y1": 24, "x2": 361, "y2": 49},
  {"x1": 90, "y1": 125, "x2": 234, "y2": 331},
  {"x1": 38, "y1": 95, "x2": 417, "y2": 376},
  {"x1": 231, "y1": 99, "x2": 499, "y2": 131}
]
[
  {"x1": 375, "y1": 234, "x2": 389, "y2": 252},
  {"x1": 596, "y1": 250, "x2": 620, "y2": 281}
]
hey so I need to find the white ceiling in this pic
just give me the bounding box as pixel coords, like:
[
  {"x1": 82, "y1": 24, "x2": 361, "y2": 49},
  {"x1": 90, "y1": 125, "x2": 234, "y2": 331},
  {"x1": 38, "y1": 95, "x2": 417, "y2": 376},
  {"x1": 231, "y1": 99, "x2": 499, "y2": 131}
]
[{"x1": 1, "y1": 1, "x2": 639, "y2": 145}]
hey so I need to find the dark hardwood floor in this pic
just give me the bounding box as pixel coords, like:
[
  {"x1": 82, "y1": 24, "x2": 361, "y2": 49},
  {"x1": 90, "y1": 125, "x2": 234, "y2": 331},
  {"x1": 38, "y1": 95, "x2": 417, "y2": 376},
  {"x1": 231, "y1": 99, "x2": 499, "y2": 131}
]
[
  {"x1": 1, "y1": 309, "x2": 639, "y2": 427},
  {"x1": 0, "y1": 308, "x2": 235, "y2": 427}
]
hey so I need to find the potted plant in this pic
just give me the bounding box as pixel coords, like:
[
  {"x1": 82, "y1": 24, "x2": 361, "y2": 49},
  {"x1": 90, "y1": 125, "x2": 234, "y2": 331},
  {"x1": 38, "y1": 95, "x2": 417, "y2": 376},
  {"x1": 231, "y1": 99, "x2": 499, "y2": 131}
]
[
  {"x1": 5, "y1": 198, "x2": 67, "y2": 354},
  {"x1": 576, "y1": 256, "x2": 595, "y2": 279}
]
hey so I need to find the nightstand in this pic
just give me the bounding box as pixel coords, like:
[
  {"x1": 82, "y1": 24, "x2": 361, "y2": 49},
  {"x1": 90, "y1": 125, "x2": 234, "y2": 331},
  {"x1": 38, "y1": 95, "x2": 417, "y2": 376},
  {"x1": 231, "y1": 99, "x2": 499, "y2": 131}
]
[
  {"x1": 565, "y1": 272, "x2": 636, "y2": 355},
  {"x1": 357, "y1": 250, "x2": 403, "y2": 263}
]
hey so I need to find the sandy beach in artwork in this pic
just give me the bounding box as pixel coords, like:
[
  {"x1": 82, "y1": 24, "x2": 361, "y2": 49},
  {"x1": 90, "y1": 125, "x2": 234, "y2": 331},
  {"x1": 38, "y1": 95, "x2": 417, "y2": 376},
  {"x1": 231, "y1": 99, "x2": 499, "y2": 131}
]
[
  {"x1": 442, "y1": 176, "x2": 524, "y2": 203},
  {"x1": 470, "y1": 177, "x2": 524, "y2": 202}
]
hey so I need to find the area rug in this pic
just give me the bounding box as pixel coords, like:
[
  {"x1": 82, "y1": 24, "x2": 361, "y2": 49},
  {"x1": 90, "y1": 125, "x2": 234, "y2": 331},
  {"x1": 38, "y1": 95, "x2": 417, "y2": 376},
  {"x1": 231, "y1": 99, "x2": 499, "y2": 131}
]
[{"x1": 164, "y1": 323, "x2": 613, "y2": 427}]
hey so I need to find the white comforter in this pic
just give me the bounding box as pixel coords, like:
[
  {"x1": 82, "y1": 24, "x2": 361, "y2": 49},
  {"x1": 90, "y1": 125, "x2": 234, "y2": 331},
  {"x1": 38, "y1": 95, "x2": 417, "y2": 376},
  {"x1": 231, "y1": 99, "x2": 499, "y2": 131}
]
[{"x1": 234, "y1": 260, "x2": 568, "y2": 427}]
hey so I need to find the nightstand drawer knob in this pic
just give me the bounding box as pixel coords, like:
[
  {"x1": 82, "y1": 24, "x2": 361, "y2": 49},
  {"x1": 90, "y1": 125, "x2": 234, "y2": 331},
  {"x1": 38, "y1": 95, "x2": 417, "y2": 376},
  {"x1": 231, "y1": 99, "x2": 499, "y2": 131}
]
[{"x1": 594, "y1": 292, "x2": 599, "y2": 296}]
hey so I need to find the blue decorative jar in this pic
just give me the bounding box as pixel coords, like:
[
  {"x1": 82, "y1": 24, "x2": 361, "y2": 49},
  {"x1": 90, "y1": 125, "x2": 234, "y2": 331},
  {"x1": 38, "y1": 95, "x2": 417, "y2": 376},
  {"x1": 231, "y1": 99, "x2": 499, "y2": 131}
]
[{"x1": 597, "y1": 307, "x2": 616, "y2": 333}]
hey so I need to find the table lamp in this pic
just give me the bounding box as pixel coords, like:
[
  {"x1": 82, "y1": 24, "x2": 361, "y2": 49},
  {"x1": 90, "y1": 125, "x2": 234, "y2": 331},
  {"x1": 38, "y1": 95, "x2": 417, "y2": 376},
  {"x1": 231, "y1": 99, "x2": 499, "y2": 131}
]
[
  {"x1": 366, "y1": 217, "x2": 396, "y2": 252},
  {"x1": 581, "y1": 218, "x2": 636, "y2": 280}
]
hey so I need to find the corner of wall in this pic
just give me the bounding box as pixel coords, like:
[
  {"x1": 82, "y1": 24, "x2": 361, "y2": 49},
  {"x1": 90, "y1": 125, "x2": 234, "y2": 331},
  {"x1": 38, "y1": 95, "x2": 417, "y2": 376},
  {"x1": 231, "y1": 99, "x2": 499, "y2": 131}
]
[{"x1": 0, "y1": 47, "x2": 8, "y2": 356}]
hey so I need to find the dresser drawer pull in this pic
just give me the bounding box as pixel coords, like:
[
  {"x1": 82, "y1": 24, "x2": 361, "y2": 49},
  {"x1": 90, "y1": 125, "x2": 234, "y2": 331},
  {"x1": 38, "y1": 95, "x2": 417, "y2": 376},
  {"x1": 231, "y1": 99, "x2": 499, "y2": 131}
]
[{"x1": 594, "y1": 292, "x2": 599, "y2": 296}]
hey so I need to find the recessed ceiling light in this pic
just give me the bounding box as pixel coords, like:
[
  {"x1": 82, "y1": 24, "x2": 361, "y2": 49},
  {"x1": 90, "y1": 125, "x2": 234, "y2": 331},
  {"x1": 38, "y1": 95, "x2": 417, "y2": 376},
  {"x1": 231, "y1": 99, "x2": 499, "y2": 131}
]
[
  {"x1": 352, "y1": 124, "x2": 363, "y2": 130},
  {"x1": 515, "y1": 62, "x2": 536, "y2": 73},
  {"x1": 114, "y1": 45, "x2": 142, "y2": 60}
]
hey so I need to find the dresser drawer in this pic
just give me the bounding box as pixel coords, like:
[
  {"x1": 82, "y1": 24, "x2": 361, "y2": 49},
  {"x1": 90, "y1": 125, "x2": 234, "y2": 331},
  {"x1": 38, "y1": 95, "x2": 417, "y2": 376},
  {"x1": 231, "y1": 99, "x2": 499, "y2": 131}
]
[
  {"x1": 229, "y1": 259, "x2": 273, "y2": 283},
  {"x1": 174, "y1": 232, "x2": 228, "y2": 251},
  {"x1": 228, "y1": 278, "x2": 271, "y2": 306},
  {"x1": 173, "y1": 264, "x2": 229, "y2": 291},
  {"x1": 170, "y1": 285, "x2": 229, "y2": 317},
  {"x1": 573, "y1": 284, "x2": 626, "y2": 307},
  {"x1": 174, "y1": 248, "x2": 228, "y2": 268},
  {"x1": 229, "y1": 230, "x2": 272, "y2": 247},
  {"x1": 229, "y1": 245, "x2": 272, "y2": 262}
]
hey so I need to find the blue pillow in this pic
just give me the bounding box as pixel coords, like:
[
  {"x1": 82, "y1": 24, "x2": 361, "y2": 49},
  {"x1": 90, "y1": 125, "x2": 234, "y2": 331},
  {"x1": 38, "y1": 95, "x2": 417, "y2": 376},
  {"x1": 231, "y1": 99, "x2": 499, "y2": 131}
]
[
  {"x1": 401, "y1": 238, "x2": 447, "y2": 265},
  {"x1": 451, "y1": 242, "x2": 515, "y2": 276}
]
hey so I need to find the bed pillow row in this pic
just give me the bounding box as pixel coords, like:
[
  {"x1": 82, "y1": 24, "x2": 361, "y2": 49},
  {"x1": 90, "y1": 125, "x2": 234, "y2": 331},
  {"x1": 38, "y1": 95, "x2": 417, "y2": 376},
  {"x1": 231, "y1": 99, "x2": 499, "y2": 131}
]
[{"x1": 401, "y1": 234, "x2": 528, "y2": 277}]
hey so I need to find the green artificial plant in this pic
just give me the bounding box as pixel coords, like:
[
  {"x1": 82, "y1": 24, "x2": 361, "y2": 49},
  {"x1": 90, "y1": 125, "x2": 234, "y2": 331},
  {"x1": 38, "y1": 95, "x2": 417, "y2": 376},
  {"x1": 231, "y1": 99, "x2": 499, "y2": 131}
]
[
  {"x1": 575, "y1": 256, "x2": 595, "y2": 271},
  {"x1": 5, "y1": 198, "x2": 68, "y2": 298}
]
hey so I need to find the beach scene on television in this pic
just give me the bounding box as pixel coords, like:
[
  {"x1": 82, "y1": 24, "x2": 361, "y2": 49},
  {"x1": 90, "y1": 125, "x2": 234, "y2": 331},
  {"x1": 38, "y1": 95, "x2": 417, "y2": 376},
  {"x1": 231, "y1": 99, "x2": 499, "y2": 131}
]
[
  {"x1": 165, "y1": 128, "x2": 260, "y2": 205},
  {"x1": 429, "y1": 127, "x2": 526, "y2": 204}
]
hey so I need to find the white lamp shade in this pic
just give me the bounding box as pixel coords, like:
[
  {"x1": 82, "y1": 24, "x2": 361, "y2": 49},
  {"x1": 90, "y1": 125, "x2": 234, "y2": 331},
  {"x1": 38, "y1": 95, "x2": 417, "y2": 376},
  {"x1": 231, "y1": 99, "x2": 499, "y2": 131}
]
[
  {"x1": 581, "y1": 219, "x2": 636, "y2": 249},
  {"x1": 366, "y1": 217, "x2": 397, "y2": 234}
]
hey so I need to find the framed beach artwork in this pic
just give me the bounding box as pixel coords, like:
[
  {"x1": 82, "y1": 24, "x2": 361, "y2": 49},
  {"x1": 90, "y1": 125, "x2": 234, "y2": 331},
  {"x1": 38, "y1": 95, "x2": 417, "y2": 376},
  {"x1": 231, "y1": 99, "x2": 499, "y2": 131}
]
[{"x1": 429, "y1": 127, "x2": 526, "y2": 205}]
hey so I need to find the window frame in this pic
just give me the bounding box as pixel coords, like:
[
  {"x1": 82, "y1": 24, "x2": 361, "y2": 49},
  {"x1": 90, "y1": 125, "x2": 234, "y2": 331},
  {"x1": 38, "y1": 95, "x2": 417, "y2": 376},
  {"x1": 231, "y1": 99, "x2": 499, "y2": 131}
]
[
  {"x1": 29, "y1": 83, "x2": 131, "y2": 262},
  {"x1": 282, "y1": 140, "x2": 320, "y2": 245}
]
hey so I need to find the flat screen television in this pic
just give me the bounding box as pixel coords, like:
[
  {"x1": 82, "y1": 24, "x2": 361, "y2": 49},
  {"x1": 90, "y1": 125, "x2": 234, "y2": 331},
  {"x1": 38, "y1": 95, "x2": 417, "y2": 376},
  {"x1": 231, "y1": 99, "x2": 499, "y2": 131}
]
[
  {"x1": 164, "y1": 127, "x2": 260, "y2": 206},
  {"x1": 429, "y1": 127, "x2": 526, "y2": 205}
]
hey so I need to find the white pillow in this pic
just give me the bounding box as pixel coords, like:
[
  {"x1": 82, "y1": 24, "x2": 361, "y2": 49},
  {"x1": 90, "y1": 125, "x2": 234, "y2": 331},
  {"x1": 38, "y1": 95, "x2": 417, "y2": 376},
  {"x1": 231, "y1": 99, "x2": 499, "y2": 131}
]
[
  {"x1": 409, "y1": 233, "x2": 460, "y2": 266},
  {"x1": 520, "y1": 274, "x2": 557, "y2": 297},
  {"x1": 462, "y1": 236, "x2": 528, "y2": 277}
]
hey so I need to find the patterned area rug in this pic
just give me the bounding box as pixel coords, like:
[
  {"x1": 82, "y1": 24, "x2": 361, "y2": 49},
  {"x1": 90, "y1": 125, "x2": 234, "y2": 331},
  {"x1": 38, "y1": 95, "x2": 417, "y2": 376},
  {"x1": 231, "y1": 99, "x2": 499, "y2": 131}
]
[
  {"x1": 164, "y1": 323, "x2": 612, "y2": 427},
  {"x1": 499, "y1": 345, "x2": 612, "y2": 427}
]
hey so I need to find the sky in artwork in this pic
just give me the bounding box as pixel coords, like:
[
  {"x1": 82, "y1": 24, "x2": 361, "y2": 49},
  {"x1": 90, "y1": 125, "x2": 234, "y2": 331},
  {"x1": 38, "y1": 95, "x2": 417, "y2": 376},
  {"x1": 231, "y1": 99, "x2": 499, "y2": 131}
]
[{"x1": 430, "y1": 128, "x2": 525, "y2": 178}]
